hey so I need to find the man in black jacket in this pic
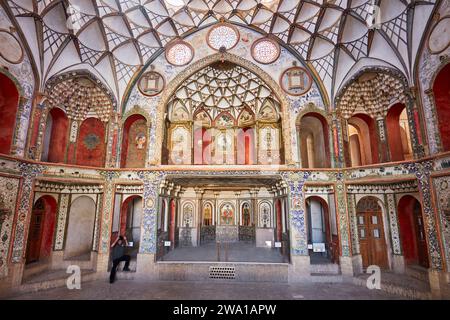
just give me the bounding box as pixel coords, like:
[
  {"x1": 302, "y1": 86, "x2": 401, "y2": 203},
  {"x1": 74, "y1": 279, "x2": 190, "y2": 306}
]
[{"x1": 109, "y1": 235, "x2": 131, "y2": 283}]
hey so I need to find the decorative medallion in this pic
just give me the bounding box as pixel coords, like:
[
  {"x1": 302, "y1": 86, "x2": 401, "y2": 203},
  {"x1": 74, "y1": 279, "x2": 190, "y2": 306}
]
[
  {"x1": 83, "y1": 133, "x2": 100, "y2": 150},
  {"x1": 0, "y1": 29, "x2": 23, "y2": 64},
  {"x1": 166, "y1": 40, "x2": 194, "y2": 66},
  {"x1": 251, "y1": 37, "x2": 280, "y2": 64},
  {"x1": 280, "y1": 65, "x2": 312, "y2": 96},
  {"x1": 207, "y1": 23, "x2": 240, "y2": 51},
  {"x1": 428, "y1": 16, "x2": 450, "y2": 55},
  {"x1": 146, "y1": 198, "x2": 155, "y2": 209},
  {"x1": 138, "y1": 66, "x2": 165, "y2": 97}
]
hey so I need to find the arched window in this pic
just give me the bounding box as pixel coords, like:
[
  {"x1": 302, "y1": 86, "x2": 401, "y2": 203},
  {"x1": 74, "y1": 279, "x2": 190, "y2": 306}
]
[
  {"x1": 0, "y1": 72, "x2": 19, "y2": 154},
  {"x1": 121, "y1": 114, "x2": 148, "y2": 168},
  {"x1": 386, "y1": 103, "x2": 413, "y2": 161},
  {"x1": 297, "y1": 113, "x2": 330, "y2": 168},
  {"x1": 41, "y1": 108, "x2": 69, "y2": 163},
  {"x1": 433, "y1": 63, "x2": 450, "y2": 152},
  {"x1": 75, "y1": 117, "x2": 106, "y2": 167},
  {"x1": 347, "y1": 114, "x2": 379, "y2": 166}
]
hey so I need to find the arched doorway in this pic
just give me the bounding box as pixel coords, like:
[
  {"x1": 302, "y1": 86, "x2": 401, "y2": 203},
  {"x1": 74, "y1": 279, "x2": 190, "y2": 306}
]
[
  {"x1": 119, "y1": 196, "x2": 143, "y2": 258},
  {"x1": 121, "y1": 114, "x2": 148, "y2": 168},
  {"x1": 0, "y1": 72, "x2": 19, "y2": 155},
  {"x1": 25, "y1": 196, "x2": 57, "y2": 264},
  {"x1": 386, "y1": 103, "x2": 413, "y2": 161},
  {"x1": 64, "y1": 196, "x2": 96, "y2": 259},
  {"x1": 297, "y1": 113, "x2": 330, "y2": 168},
  {"x1": 356, "y1": 197, "x2": 388, "y2": 269},
  {"x1": 398, "y1": 196, "x2": 429, "y2": 268},
  {"x1": 305, "y1": 197, "x2": 335, "y2": 263},
  {"x1": 433, "y1": 63, "x2": 450, "y2": 152},
  {"x1": 41, "y1": 108, "x2": 69, "y2": 163}
]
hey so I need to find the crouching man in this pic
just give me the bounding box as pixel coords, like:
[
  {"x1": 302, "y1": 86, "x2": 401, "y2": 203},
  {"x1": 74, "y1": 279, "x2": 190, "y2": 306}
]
[{"x1": 109, "y1": 235, "x2": 131, "y2": 283}]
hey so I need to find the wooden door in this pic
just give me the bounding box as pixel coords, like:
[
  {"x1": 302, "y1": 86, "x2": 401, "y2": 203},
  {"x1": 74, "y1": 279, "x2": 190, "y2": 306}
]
[
  {"x1": 357, "y1": 198, "x2": 388, "y2": 269},
  {"x1": 413, "y1": 203, "x2": 429, "y2": 268},
  {"x1": 26, "y1": 200, "x2": 45, "y2": 263}
]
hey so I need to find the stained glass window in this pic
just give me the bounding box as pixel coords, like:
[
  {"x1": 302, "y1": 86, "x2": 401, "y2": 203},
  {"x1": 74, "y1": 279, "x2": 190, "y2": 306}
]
[
  {"x1": 207, "y1": 24, "x2": 240, "y2": 51},
  {"x1": 166, "y1": 41, "x2": 194, "y2": 66},
  {"x1": 252, "y1": 38, "x2": 280, "y2": 64}
]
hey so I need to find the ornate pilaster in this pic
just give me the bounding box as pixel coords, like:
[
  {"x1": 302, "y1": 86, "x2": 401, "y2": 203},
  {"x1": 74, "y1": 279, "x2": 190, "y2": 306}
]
[
  {"x1": 92, "y1": 194, "x2": 103, "y2": 251},
  {"x1": 404, "y1": 161, "x2": 444, "y2": 270},
  {"x1": 405, "y1": 91, "x2": 425, "y2": 158},
  {"x1": 386, "y1": 193, "x2": 402, "y2": 255},
  {"x1": 105, "y1": 113, "x2": 119, "y2": 168},
  {"x1": 53, "y1": 193, "x2": 70, "y2": 251},
  {"x1": 137, "y1": 171, "x2": 165, "y2": 254},
  {"x1": 282, "y1": 171, "x2": 310, "y2": 256},
  {"x1": 98, "y1": 171, "x2": 119, "y2": 254},
  {"x1": 376, "y1": 117, "x2": 390, "y2": 163},
  {"x1": 347, "y1": 193, "x2": 359, "y2": 255},
  {"x1": 332, "y1": 112, "x2": 345, "y2": 168},
  {"x1": 335, "y1": 173, "x2": 351, "y2": 257},
  {"x1": 11, "y1": 163, "x2": 44, "y2": 262}
]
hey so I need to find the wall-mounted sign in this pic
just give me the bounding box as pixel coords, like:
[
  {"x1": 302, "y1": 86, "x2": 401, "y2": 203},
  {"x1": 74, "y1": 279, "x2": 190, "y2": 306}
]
[
  {"x1": 280, "y1": 66, "x2": 312, "y2": 96},
  {"x1": 313, "y1": 243, "x2": 326, "y2": 253}
]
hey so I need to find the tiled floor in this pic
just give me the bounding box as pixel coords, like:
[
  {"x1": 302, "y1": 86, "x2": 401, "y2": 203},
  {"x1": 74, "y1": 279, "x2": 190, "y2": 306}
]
[{"x1": 8, "y1": 279, "x2": 406, "y2": 300}]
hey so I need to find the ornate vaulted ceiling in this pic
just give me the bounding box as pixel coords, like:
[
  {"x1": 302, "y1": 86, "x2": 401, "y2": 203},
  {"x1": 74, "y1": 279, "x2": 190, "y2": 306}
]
[{"x1": 2, "y1": 0, "x2": 438, "y2": 105}]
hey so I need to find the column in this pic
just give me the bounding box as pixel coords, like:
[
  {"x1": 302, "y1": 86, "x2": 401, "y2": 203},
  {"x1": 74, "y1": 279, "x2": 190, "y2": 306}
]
[
  {"x1": 135, "y1": 171, "x2": 165, "y2": 280},
  {"x1": 334, "y1": 174, "x2": 355, "y2": 277},
  {"x1": 405, "y1": 91, "x2": 426, "y2": 158},
  {"x1": 96, "y1": 171, "x2": 119, "y2": 275},
  {"x1": 282, "y1": 172, "x2": 311, "y2": 282},
  {"x1": 50, "y1": 192, "x2": 70, "y2": 267},
  {"x1": 194, "y1": 188, "x2": 204, "y2": 246},
  {"x1": 404, "y1": 161, "x2": 446, "y2": 298},
  {"x1": 9, "y1": 163, "x2": 43, "y2": 287}
]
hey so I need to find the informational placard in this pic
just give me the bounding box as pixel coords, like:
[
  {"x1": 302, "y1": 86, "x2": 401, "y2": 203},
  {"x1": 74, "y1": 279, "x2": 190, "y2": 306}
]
[
  {"x1": 313, "y1": 243, "x2": 326, "y2": 253},
  {"x1": 164, "y1": 241, "x2": 171, "y2": 247},
  {"x1": 274, "y1": 242, "x2": 282, "y2": 248}
]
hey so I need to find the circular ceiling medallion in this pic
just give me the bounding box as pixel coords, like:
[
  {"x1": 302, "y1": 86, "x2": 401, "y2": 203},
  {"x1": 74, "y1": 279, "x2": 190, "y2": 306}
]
[
  {"x1": 428, "y1": 16, "x2": 450, "y2": 54},
  {"x1": 280, "y1": 66, "x2": 312, "y2": 96},
  {"x1": 138, "y1": 68, "x2": 165, "y2": 97},
  {"x1": 165, "y1": 40, "x2": 194, "y2": 66},
  {"x1": 207, "y1": 23, "x2": 240, "y2": 51},
  {"x1": 251, "y1": 37, "x2": 280, "y2": 64},
  {"x1": 0, "y1": 30, "x2": 24, "y2": 64}
]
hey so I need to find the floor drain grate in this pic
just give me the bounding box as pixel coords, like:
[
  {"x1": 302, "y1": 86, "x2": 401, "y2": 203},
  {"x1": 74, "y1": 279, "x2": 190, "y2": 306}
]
[{"x1": 209, "y1": 266, "x2": 235, "y2": 280}]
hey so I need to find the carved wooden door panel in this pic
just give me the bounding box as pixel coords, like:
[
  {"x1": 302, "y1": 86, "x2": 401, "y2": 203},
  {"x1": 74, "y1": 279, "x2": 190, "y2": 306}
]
[{"x1": 357, "y1": 198, "x2": 388, "y2": 269}]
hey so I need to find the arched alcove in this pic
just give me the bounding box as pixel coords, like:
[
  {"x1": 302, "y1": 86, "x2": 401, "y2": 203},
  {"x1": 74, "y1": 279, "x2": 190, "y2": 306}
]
[
  {"x1": 0, "y1": 72, "x2": 19, "y2": 155},
  {"x1": 41, "y1": 108, "x2": 69, "y2": 163},
  {"x1": 348, "y1": 114, "x2": 379, "y2": 166},
  {"x1": 433, "y1": 63, "x2": 450, "y2": 152},
  {"x1": 121, "y1": 114, "x2": 148, "y2": 168},
  {"x1": 64, "y1": 196, "x2": 96, "y2": 259},
  {"x1": 75, "y1": 117, "x2": 106, "y2": 167},
  {"x1": 297, "y1": 112, "x2": 330, "y2": 168},
  {"x1": 386, "y1": 103, "x2": 413, "y2": 161}
]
